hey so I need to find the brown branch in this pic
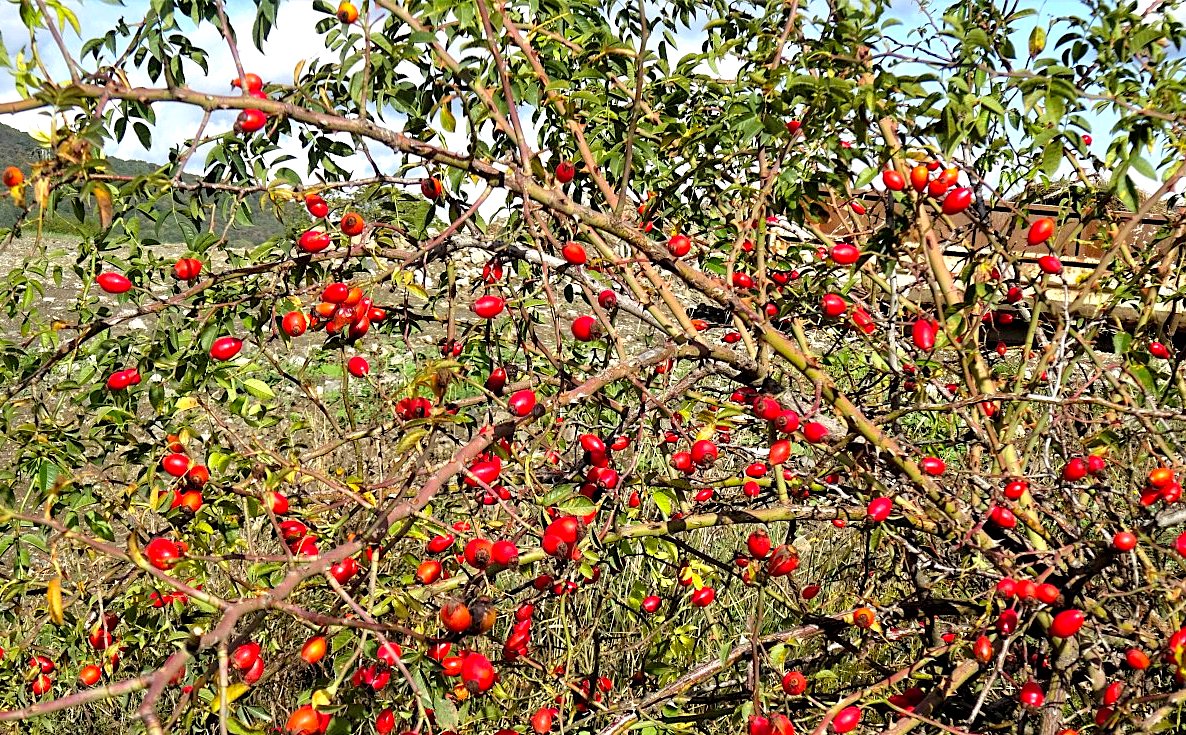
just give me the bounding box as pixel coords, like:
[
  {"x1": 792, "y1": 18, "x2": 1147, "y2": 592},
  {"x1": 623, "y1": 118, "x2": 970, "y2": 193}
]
[
  {"x1": 0, "y1": 671, "x2": 153, "y2": 721},
  {"x1": 474, "y1": 0, "x2": 533, "y2": 169},
  {"x1": 501, "y1": 17, "x2": 622, "y2": 206},
  {"x1": 594, "y1": 625, "x2": 822, "y2": 735},
  {"x1": 370, "y1": 0, "x2": 516, "y2": 140},
  {"x1": 612, "y1": 0, "x2": 648, "y2": 216},
  {"x1": 212, "y1": 0, "x2": 247, "y2": 93},
  {"x1": 32, "y1": 0, "x2": 82, "y2": 84}
]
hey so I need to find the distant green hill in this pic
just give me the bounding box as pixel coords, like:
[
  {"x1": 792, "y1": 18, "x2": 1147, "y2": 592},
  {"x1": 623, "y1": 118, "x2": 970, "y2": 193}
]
[{"x1": 0, "y1": 120, "x2": 290, "y2": 245}]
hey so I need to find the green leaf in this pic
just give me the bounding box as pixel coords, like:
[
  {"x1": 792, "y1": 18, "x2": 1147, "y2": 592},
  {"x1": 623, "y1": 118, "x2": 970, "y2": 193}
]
[
  {"x1": 1112, "y1": 331, "x2": 1132, "y2": 356},
  {"x1": 433, "y1": 696, "x2": 459, "y2": 730},
  {"x1": 1116, "y1": 173, "x2": 1141, "y2": 212},
  {"x1": 556, "y1": 495, "x2": 597, "y2": 515},
  {"x1": 133, "y1": 121, "x2": 152, "y2": 149},
  {"x1": 1040, "y1": 140, "x2": 1063, "y2": 176},
  {"x1": 20, "y1": 533, "x2": 48, "y2": 553},
  {"x1": 980, "y1": 95, "x2": 1006, "y2": 118},
  {"x1": 224, "y1": 717, "x2": 261, "y2": 735},
  {"x1": 653, "y1": 488, "x2": 676, "y2": 517},
  {"x1": 854, "y1": 166, "x2": 878, "y2": 188},
  {"x1": 1130, "y1": 155, "x2": 1157, "y2": 181},
  {"x1": 1131, "y1": 365, "x2": 1156, "y2": 394},
  {"x1": 37, "y1": 461, "x2": 61, "y2": 493},
  {"x1": 241, "y1": 378, "x2": 275, "y2": 400},
  {"x1": 395, "y1": 428, "x2": 428, "y2": 453},
  {"x1": 538, "y1": 485, "x2": 574, "y2": 507}
]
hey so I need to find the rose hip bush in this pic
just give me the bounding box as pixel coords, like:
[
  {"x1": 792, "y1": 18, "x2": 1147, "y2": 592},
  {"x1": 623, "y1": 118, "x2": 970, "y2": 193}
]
[{"x1": 2, "y1": 0, "x2": 1186, "y2": 733}]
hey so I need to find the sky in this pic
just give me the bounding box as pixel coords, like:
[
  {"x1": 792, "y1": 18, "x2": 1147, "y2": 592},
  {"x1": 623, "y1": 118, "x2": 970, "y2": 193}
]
[
  {"x1": 0, "y1": 1, "x2": 386, "y2": 171},
  {"x1": 0, "y1": 0, "x2": 1175, "y2": 198}
]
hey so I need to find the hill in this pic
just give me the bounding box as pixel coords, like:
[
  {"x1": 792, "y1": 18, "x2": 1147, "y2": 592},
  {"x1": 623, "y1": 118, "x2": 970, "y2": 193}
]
[{"x1": 0, "y1": 120, "x2": 289, "y2": 245}]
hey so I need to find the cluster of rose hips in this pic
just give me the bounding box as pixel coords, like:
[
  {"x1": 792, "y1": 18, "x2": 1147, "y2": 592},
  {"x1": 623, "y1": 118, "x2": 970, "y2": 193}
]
[
  {"x1": 294, "y1": 612, "x2": 447, "y2": 732},
  {"x1": 230, "y1": 73, "x2": 269, "y2": 134},
  {"x1": 349, "y1": 640, "x2": 403, "y2": 693},
  {"x1": 747, "y1": 712, "x2": 803, "y2": 735},
  {"x1": 1060, "y1": 454, "x2": 1108, "y2": 483},
  {"x1": 285, "y1": 705, "x2": 333, "y2": 735},
  {"x1": 880, "y1": 162, "x2": 973, "y2": 215},
  {"x1": 1140, "y1": 465, "x2": 1181, "y2": 505},
  {"x1": 53, "y1": 611, "x2": 129, "y2": 692},
  {"x1": 742, "y1": 666, "x2": 820, "y2": 734},
  {"x1": 411, "y1": 520, "x2": 601, "y2": 708},
  {"x1": 278, "y1": 518, "x2": 319, "y2": 557},
  {"x1": 27, "y1": 655, "x2": 57, "y2": 696},
  {"x1": 279, "y1": 281, "x2": 387, "y2": 341},
  {"x1": 819, "y1": 291, "x2": 875, "y2": 334},
  {"x1": 230, "y1": 640, "x2": 267, "y2": 685},
  {"x1": 152, "y1": 443, "x2": 288, "y2": 565},
  {"x1": 459, "y1": 442, "x2": 533, "y2": 505},
  {"x1": 445, "y1": 650, "x2": 497, "y2": 699},
  {"x1": 660, "y1": 389, "x2": 827, "y2": 502},
  {"x1": 414, "y1": 530, "x2": 516, "y2": 625},
  {"x1": 502, "y1": 603, "x2": 533, "y2": 662},
  {"x1": 732, "y1": 530, "x2": 802, "y2": 587},
  {"x1": 155, "y1": 493, "x2": 289, "y2": 573},
  {"x1": 148, "y1": 586, "x2": 191, "y2": 608},
  {"x1": 160, "y1": 434, "x2": 210, "y2": 515},
  {"x1": 967, "y1": 578, "x2": 1137, "y2": 719},
  {"x1": 664, "y1": 204, "x2": 1066, "y2": 359},
  {"x1": 559, "y1": 673, "x2": 613, "y2": 715},
  {"x1": 75, "y1": 127, "x2": 1135, "y2": 735},
  {"x1": 297, "y1": 193, "x2": 369, "y2": 252},
  {"x1": 559, "y1": 432, "x2": 628, "y2": 507},
  {"x1": 464, "y1": 450, "x2": 504, "y2": 491},
  {"x1": 994, "y1": 577, "x2": 1066, "y2": 608},
  {"x1": 106, "y1": 366, "x2": 142, "y2": 391},
  {"x1": 393, "y1": 394, "x2": 432, "y2": 421},
  {"x1": 540, "y1": 514, "x2": 586, "y2": 561},
  {"x1": 439, "y1": 595, "x2": 498, "y2": 638}
]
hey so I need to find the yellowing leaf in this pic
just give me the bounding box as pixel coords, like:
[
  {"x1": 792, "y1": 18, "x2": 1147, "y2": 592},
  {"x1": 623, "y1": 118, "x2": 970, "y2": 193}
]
[
  {"x1": 47, "y1": 576, "x2": 64, "y2": 625},
  {"x1": 1028, "y1": 26, "x2": 1046, "y2": 57},
  {"x1": 127, "y1": 533, "x2": 155, "y2": 572},
  {"x1": 311, "y1": 689, "x2": 333, "y2": 708},
  {"x1": 528, "y1": 152, "x2": 548, "y2": 180},
  {"x1": 395, "y1": 427, "x2": 428, "y2": 454},
  {"x1": 34, "y1": 178, "x2": 50, "y2": 209},
  {"x1": 210, "y1": 682, "x2": 251, "y2": 713},
  {"x1": 54, "y1": 3, "x2": 81, "y2": 35},
  {"x1": 175, "y1": 397, "x2": 199, "y2": 413},
  {"x1": 92, "y1": 184, "x2": 113, "y2": 230}
]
